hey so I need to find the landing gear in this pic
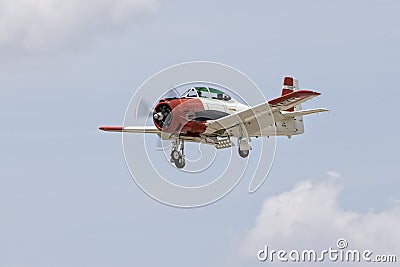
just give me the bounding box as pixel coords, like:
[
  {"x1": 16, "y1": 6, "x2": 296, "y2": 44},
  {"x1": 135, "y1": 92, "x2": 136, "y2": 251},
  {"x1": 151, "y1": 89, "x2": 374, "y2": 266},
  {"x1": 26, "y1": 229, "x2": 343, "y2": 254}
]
[
  {"x1": 170, "y1": 138, "x2": 185, "y2": 169},
  {"x1": 237, "y1": 125, "x2": 251, "y2": 158},
  {"x1": 171, "y1": 150, "x2": 180, "y2": 161},
  {"x1": 238, "y1": 148, "x2": 250, "y2": 158},
  {"x1": 174, "y1": 156, "x2": 185, "y2": 169}
]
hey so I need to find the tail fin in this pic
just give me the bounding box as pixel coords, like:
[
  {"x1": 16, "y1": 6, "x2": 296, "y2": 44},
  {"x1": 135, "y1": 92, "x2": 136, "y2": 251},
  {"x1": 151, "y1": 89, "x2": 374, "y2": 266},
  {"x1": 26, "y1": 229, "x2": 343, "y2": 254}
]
[
  {"x1": 281, "y1": 76, "x2": 295, "y2": 97},
  {"x1": 281, "y1": 76, "x2": 304, "y2": 134},
  {"x1": 281, "y1": 76, "x2": 299, "y2": 111}
]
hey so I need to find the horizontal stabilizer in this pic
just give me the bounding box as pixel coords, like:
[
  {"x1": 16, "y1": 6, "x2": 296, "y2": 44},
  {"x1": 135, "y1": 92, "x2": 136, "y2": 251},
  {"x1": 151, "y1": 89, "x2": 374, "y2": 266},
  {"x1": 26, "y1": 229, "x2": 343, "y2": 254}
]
[{"x1": 281, "y1": 108, "x2": 328, "y2": 118}]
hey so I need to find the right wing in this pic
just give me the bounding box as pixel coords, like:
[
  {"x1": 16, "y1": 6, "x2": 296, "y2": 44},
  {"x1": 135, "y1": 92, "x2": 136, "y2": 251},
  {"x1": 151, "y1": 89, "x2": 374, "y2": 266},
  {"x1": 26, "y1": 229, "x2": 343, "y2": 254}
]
[{"x1": 99, "y1": 126, "x2": 160, "y2": 133}]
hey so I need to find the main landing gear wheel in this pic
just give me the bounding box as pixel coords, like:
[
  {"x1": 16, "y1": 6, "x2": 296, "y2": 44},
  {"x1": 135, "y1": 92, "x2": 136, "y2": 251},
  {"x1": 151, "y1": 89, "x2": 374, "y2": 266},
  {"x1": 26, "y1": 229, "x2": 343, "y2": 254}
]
[
  {"x1": 238, "y1": 148, "x2": 250, "y2": 158},
  {"x1": 174, "y1": 156, "x2": 185, "y2": 169},
  {"x1": 171, "y1": 150, "x2": 180, "y2": 161},
  {"x1": 170, "y1": 138, "x2": 186, "y2": 169}
]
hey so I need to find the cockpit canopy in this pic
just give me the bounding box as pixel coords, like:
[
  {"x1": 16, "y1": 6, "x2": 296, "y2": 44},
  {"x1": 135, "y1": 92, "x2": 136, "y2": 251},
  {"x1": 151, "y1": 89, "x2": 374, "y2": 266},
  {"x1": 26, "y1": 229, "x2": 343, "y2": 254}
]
[{"x1": 182, "y1": 87, "x2": 233, "y2": 101}]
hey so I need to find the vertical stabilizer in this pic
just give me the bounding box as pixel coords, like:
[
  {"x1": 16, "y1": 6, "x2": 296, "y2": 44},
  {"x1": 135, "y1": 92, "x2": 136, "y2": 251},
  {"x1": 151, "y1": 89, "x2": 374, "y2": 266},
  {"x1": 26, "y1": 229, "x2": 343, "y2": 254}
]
[
  {"x1": 281, "y1": 76, "x2": 304, "y2": 134},
  {"x1": 281, "y1": 76, "x2": 294, "y2": 111}
]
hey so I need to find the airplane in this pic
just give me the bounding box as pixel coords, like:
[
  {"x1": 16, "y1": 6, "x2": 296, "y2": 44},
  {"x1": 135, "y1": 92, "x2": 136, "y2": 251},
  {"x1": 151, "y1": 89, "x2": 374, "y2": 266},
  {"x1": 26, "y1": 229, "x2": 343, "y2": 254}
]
[{"x1": 99, "y1": 76, "x2": 328, "y2": 169}]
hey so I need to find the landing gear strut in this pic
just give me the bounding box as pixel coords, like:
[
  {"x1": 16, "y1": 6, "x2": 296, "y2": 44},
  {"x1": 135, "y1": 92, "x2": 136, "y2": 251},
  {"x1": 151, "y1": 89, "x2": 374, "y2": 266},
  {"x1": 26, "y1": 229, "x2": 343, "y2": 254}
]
[
  {"x1": 237, "y1": 125, "x2": 251, "y2": 158},
  {"x1": 170, "y1": 138, "x2": 185, "y2": 169}
]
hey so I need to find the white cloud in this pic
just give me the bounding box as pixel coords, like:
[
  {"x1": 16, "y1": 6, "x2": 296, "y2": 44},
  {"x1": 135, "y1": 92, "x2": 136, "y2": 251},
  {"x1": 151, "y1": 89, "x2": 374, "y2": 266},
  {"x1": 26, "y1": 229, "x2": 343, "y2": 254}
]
[
  {"x1": 238, "y1": 179, "x2": 400, "y2": 265},
  {"x1": 0, "y1": 0, "x2": 159, "y2": 52}
]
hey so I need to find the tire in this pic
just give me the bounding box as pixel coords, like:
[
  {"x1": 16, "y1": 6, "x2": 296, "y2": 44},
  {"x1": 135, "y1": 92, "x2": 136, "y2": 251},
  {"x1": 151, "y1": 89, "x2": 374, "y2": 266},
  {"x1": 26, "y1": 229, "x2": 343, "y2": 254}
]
[
  {"x1": 238, "y1": 148, "x2": 249, "y2": 158},
  {"x1": 174, "y1": 157, "x2": 185, "y2": 169},
  {"x1": 171, "y1": 150, "x2": 180, "y2": 161}
]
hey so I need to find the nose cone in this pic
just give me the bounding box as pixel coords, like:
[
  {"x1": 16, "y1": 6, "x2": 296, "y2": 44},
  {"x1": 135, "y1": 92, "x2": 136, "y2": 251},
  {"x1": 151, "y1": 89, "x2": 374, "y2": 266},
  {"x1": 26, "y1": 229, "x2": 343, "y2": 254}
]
[{"x1": 153, "y1": 112, "x2": 163, "y2": 120}]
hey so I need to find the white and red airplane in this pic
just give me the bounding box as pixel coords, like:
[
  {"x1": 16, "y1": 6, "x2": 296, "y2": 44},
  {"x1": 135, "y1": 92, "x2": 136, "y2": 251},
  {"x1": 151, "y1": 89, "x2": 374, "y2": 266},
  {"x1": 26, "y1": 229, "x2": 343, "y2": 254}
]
[{"x1": 100, "y1": 76, "x2": 327, "y2": 168}]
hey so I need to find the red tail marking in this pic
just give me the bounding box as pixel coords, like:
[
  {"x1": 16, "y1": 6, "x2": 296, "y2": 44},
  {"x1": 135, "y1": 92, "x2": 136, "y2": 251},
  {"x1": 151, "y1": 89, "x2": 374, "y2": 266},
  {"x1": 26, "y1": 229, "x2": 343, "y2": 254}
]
[
  {"x1": 281, "y1": 88, "x2": 293, "y2": 96},
  {"x1": 283, "y1": 76, "x2": 294, "y2": 86}
]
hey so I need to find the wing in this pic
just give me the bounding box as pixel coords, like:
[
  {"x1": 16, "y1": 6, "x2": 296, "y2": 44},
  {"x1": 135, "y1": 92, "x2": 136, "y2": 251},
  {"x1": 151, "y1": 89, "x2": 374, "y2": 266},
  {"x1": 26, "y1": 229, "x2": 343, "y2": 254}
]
[
  {"x1": 268, "y1": 90, "x2": 321, "y2": 111},
  {"x1": 204, "y1": 101, "x2": 274, "y2": 135},
  {"x1": 99, "y1": 125, "x2": 160, "y2": 133},
  {"x1": 204, "y1": 90, "x2": 325, "y2": 135}
]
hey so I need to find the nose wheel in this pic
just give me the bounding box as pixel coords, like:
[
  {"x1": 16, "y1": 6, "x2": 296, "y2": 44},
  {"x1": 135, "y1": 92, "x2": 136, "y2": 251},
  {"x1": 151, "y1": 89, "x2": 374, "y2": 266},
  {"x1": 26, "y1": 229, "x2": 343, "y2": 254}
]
[
  {"x1": 170, "y1": 139, "x2": 185, "y2": 169},
  {"x1": 238, "y1": 148, "x2": 250, "y2": 158},
  {"x1": 238, "y1": 128, "x2": 251, "y2": 158}
]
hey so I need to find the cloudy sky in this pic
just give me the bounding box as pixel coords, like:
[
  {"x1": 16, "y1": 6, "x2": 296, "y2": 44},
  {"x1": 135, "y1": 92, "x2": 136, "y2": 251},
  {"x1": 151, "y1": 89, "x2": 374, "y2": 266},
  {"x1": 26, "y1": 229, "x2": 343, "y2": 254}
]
[{"x1": 1, "y1": 1, "x2": 399, "y2": 266}]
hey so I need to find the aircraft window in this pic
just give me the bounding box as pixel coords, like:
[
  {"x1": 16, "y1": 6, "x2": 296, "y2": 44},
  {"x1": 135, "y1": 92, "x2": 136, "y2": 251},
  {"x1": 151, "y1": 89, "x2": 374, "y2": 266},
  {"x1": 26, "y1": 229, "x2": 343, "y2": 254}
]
[
  {"x1": 181, "y1": 88, "x2": 191, "y2": 96},
  {"x1": 195, "y1": 87, "x2": 211, "y2": 98},
  {"x1": 181, "y1": 86, "x2": 232, "y2": 100},
  {"x1": 186, "y1": 88, "x2": 198, "y2": 97},
  {"x1": 209, "y1": 87, "x2": 231, "y2": 101}
]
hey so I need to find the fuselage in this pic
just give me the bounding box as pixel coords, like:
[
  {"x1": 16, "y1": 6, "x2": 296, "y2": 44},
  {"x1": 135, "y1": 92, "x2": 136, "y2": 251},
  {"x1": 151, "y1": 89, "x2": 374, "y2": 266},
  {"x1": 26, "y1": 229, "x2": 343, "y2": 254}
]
[{"x1": 152, "y1": 86, "x2": 249, "y2": 136}]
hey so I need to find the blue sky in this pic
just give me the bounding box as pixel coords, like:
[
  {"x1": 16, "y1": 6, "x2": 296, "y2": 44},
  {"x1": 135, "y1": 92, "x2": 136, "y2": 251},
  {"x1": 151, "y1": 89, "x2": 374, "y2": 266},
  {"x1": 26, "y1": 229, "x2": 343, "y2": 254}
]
[{"x1": 1, "y1": 1, "x2": 399, "y2": 266}]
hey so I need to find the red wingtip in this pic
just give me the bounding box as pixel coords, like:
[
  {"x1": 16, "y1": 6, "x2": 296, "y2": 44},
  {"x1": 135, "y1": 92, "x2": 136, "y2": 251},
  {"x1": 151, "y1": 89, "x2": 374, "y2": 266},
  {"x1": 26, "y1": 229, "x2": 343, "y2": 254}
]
[
  {"x1": 269, "y1": 90, "x2": 321, "y2": 105},
  {"x1": 99, "y1": 126, "x2": 124, "y2": 132}
]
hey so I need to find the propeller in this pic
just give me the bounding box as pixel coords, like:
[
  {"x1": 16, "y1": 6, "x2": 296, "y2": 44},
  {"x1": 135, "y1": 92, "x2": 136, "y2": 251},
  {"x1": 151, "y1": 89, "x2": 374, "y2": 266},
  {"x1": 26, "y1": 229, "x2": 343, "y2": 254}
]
[{"x1": 153, "y1": 103, "x2": 172, "y2": 129}]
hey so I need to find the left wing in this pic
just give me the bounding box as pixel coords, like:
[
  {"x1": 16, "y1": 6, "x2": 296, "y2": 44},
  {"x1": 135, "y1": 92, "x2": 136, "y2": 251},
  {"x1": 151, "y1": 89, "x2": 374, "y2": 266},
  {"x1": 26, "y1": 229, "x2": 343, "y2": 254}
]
[
  {"x1": 99, "y1": 126, "x2": 160, "y2": 133},
  {"x1": 268, "y1": 90, "x2": 321, "y2": 112},
  {"x1": 204, "y1": 90, "x2": 325, "y2": 135}
]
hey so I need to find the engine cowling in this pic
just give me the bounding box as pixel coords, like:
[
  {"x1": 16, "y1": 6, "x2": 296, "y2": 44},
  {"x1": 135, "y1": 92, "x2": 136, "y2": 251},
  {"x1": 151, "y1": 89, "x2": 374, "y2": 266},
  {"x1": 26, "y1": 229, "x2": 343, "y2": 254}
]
[
  {"x1": 153, "y1": 102, "x2": 172, "y2": 129},
  {"x1": 152, "y1": 98, "x2": 207, "y2": 134}
]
